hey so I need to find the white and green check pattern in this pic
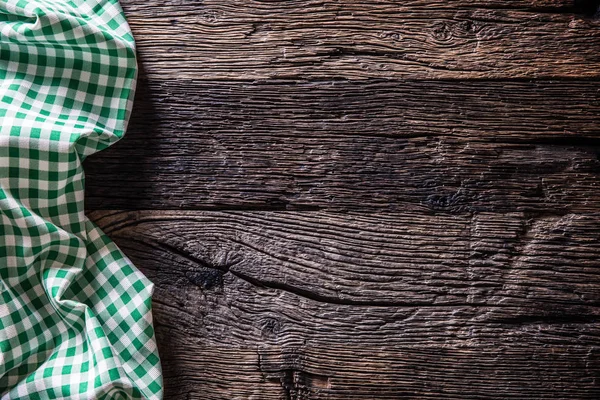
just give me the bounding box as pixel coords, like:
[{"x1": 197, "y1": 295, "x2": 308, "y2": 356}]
[{"x1": 0, "y1": 0, "x2": 163, "y2": 398}]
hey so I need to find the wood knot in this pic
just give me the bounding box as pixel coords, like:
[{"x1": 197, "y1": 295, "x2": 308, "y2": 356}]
[
  {"x1": 424, "y1": 190, "x2": 469, "y2": 211},
  {"x1": 432, "y1": 22, "x2": 453, "y2": 41},
  {"x1": 185, "y1": 268, "x2": 224, "y2": 290},
  {"x1": 260, "y1": 317, "x2": 282, "y2": 338},
  {"x1": 380, "y1": 31, "x2": 403, "y2": 42},
  {"x1": 431, "y1": 20, "x2": 480, "y2": 43},
  {"x1": 458, "y1": 20, "x2": 478, "y2": 33},
  {"x1": 184, "y1": 249, "x2": 243, "y2": 290},
  {"x1": 199, "y1": 10, "x2": 220, "y2": 23}
]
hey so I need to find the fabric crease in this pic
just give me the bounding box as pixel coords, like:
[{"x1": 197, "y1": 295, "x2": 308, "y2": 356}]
[{"x1": 0, "y1": 0, "x2": 163, "y2": 398}]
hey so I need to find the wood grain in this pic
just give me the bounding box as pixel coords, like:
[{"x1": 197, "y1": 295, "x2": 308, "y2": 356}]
[
  {"x1": 85, "y1": 133, "x2": 600, "y2": 212},
  {"x1": 84, "y1": 78, "x2": 600, "y2": 211},
  {"x1": 99, "y1": 79, "x2": 600, "y2": 140},
  {"x1": 152, "y1": 344, "x2": 600, "y2": 399},
  {"x1": 90, "y1": 210, "x2": 600, "y2": 399},
  {"x1": 86, "y1": 0, "x2": 600, "y2": 397},
  {"x1": 120, "y1": 0, "x2": 600, "y2": 80}
]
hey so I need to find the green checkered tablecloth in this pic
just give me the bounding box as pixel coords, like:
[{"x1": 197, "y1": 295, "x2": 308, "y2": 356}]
[{"x1": 0, "y1": 0, "x2": 163, "y2": 398}]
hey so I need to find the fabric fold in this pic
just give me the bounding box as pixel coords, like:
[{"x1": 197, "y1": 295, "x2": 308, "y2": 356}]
[{"x1": 0, "y1": 0, "x2": 163, "y2": 398}]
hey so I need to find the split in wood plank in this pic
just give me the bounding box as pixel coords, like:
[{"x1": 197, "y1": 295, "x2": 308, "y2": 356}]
[{"x1": 91, "y1": 210, "x2": 600, "y2": 399}]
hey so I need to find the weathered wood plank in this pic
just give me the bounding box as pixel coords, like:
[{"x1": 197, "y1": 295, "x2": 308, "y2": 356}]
[
  {"x1": 90, "y1": 210, "x2": 600, "y2": 399},
  {"x1": 84, "y1": 78, "x2": 600, "y2": 211},
  {"x1": 153, "y1": 343, "x2": 600, "y2": 399},
  {"x1": 98, "y1": 3, "x2": 600, "y2": 398},
  {"x1": 121, "y1": 0, "x2": 600, "y2": 80},
  {"x1": 105, "y1": 79, "x2": 600, "y2": 139},
  {"x1": 93, "y1": 211, "x2": 600, "y2": 315},
  {"x1": 91, "y1": 210, "x2": 600, "y2": 308},
  {"x1": 85, "y1": 134, "x2": 600, "y2": 212}
]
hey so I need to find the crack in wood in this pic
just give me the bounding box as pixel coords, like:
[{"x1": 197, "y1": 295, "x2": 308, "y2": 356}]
[{"x1": 258, "y1": 351, "x2": 331, "y2": 400}]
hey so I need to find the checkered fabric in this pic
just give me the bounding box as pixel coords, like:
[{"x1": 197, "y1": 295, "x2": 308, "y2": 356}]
[{"x1": 0, "y1": 0, "x2": 163, "y2": 399}]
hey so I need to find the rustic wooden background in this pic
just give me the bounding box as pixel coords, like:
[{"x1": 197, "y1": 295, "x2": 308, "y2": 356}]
[{"x1": 85, "y1": 0, "x2": 600, "y2": 398}]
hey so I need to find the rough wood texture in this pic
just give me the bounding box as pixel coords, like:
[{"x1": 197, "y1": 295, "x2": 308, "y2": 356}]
[
  {"x1": 85, "y1": 0, "x2": 600, "y2": 398},
  {"x1": 120, "y1": 0, "x2": 600, "y2": 80},
  {"x1": 86, "y1": 135, "x2": 600, "y2": 212},
  {"x1": 85, "y1": 79, "x2": 600, "y2": 211},
  {"x1": 92, "y1": 79, "x2": 600, "y2": 140},
  {"x1": 90, "y1": 210, "x2": 600, "y2": 399}
]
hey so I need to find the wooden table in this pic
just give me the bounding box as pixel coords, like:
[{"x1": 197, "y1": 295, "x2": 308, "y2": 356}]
[{"x1": 85, "y1": 1, "x2": 600, "y2": 398}]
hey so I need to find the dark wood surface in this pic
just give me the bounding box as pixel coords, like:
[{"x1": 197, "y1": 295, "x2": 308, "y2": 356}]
[{"x1": 86, "y1": 0, "x2": 600, "y2": 398}]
